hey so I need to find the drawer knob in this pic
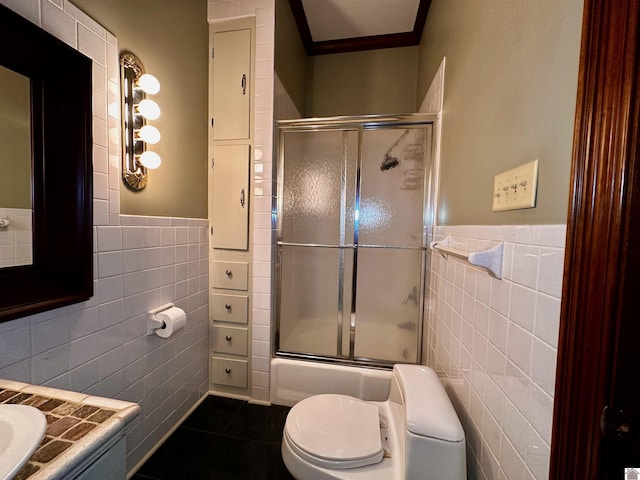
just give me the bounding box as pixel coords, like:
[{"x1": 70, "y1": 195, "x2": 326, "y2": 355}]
[
  {"x1": 225, "y1": 368, "x2": 232, "y2": 374},
  {"x1": 225, "y1": 269, "x2": 232, "y2": 277},
  {"x1": 225, "y1": 335, "x2": 232, "y2": 342},
  {"x1": 225, "y1": 303, "x2": 232, "y2": 311}
]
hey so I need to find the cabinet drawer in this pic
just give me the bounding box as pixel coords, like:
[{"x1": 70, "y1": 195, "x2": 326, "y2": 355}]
[
  {"x1": 212, "y1": 325, "x2": 248, "y2": 355},
  {"x1": 212, "y1": 357, "x2": 248, "y2": 388},
  {"x1": 212, "y1": 293, "x2": 248, "y2": 324},
  {"x1": 212, "y1": 261, "x2": 248, "y2": 290}
]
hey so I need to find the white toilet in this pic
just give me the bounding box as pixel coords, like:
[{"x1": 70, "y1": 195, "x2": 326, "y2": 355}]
[{"x1": 281, "y1": 364, "x2": 466, "y2": 480}]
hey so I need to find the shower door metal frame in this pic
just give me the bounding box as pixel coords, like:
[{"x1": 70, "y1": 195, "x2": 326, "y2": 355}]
[{"x1": 275, "y1": 114, "x2": 439, "y2": 368}]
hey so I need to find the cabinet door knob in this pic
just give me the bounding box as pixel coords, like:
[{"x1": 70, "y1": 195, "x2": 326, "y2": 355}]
[
  {"x1": 225, "y1": 303, "x2": 232, "y2": 310},
  {"x1": 225, "y1": 335, "x2": 232, "y2": 342},
  {"x1": 225, "y1": 368, "x2": 232, "y2": 374},
  {"x1": 225, "y1": 269, "x2": 232, "y2": 277}
]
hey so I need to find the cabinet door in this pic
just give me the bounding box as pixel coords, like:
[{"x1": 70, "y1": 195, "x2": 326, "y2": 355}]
[
  {"x1": 212, "y1": 145, "x2": 250, "y2": 250},
  {"x1": 213, "y1": 28, "x2": 251, "y2": 140}
]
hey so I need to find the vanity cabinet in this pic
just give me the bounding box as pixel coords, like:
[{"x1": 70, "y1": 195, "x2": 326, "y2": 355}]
[
  {"x1": 212, "y1": 28, "x2": 251, "y2": 141},
  {"x1": 211, "y1": 146, "x2": 250, "y2": 250},
  {"x1": 0, "y1": 379, "x2": 139, "y2": 480},
  {"x1": 72, "y1": 436, "x2": 125, "y2": 480}
]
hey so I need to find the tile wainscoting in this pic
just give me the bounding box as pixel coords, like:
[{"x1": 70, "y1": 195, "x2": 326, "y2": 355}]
[
  {"x1": 0, "y1": 216, "x2": 210, "y2": 471},
  {"x1": 426, "y1": 224, "x2": 565, "y2": 480}
]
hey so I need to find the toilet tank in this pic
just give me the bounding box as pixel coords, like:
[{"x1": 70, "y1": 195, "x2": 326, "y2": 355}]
[{"x1": 391, "y1": 365, "x2": 466, "y2": 480}]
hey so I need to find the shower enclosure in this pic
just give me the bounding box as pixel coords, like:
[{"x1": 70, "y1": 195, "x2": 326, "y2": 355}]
[{"x1": 275, "y1": 115, "x2": 437, "y2": 367}]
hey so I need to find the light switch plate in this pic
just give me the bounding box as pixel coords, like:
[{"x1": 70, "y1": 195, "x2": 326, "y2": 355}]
[{"x1": 492, "y1": 160, "x2": 539, "y2": 211}]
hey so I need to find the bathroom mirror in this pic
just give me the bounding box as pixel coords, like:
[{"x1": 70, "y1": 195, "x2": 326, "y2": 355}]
[
  {"x1": 0, "y1": 65, "x2": 33, "y2": 267},
  {"x1": 0, "y1": 5, "x2": 93, "y2": 322}
]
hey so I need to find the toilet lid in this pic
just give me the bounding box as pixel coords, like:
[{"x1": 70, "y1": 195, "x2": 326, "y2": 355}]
[{"x1": 285, "y1": 394, "x2": 383, "y2": 469}]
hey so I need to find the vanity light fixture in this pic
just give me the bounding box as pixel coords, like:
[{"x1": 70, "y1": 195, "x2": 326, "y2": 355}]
[
  {"x1": 120, "y1": 52, "x2": 161, "y2": 190},
  {"x1": 137, "y1": 99, "x2": 160, "y2": 120},
  {"x1": 138, "y1": 73, "x2": 160, "y2": 95},
  {"x1": 140, "y1": 151, "x2": 162, "y2": 169},
  {"x1": 138, "y1": 125, "x2": 161, "y2": 144}
]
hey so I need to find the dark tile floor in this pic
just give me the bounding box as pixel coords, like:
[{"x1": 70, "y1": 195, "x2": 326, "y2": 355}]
[{"x1": 132, "y1": 395, "x2": 295, "y2": 480}]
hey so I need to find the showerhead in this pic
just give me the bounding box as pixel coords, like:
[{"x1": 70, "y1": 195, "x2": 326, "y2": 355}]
[{"x1": 380, "y1": 153, "x2": 400, "y2": 171}]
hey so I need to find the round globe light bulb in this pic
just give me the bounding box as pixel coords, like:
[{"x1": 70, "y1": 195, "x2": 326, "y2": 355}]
[
  {"x1": 138, "y1": 74, "x2": 160, "y2": 95},
  {"x1": 139, "y1": 125, "x2": 161, "y2": 144},
  {"x1": 138, "y1": 99, "x2": 160, "y2": 120},
  {"x1": 139, "y1": 151, "x2": 162, "y2": 169}
]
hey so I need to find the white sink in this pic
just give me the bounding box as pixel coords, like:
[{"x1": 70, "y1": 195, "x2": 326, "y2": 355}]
[{"x1": 0, "y1": 404, "x2": 47, "y2": 480}]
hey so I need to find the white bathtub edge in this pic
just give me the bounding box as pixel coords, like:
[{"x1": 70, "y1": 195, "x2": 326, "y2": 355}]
[{"x1": 270, "y1": 358, "x2": 393, "y2": 407}]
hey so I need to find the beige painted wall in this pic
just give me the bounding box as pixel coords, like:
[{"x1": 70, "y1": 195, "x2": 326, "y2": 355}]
[
  {"x1": 307, "y1": 46, "x2": 419, "y2": 117},
  {"x1": 74, "y1": 0, "x2": 208, "y2": 218},
  {"x1": 274, "y1": 0, "x2": 419, "y2": 118},
  {"x1": 275, "y1": 0, "x2": 307, "y2": 115},
  {"x1": 0, "y1": 66, "x2": 31, "y2": 209},
  {"x1": 418, "y1": 0, "x2": 584, "y2": 225}
]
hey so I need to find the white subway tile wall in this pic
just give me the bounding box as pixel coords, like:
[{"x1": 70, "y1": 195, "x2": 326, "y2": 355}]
[
  {"x1": 0, "y1": 0, "x2": 210, "y2": 472},
  {"x1": 274, "y1": 72, "x2": 302, "y2": 120},
  {"x1": 426, "y1": 225, "x2": 565, "y2": 480},
  {"x1": 419, "y1": 57, "x2": 445, "y2": 114}
]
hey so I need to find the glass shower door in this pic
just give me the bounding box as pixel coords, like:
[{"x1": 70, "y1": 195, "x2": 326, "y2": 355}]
[
  {"x1": 354, "y1": 126, "x2": 431, "y2": 363},
  {"x1": 278, "y1": 129, "x2": 357, "y2": 358},
  {"x1": 277, "y1": 118, "x2": 433, "y2": 366}
]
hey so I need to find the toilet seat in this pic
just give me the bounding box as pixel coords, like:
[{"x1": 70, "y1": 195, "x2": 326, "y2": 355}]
[{"x1": 284, "y1": 394, "x2": 384, "y2": 469}]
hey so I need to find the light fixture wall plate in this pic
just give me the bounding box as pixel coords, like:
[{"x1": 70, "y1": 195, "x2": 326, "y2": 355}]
[{"x1": 120, "y1": 51, "x2": 161, "y2": 191}]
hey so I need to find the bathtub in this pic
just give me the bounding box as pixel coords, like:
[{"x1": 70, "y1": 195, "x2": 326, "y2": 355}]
[{"x1": 269, "y1": 358, "x2": 393, "y2": 406}]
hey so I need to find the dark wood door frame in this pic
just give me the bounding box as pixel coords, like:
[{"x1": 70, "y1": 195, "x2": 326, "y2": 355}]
[{"x1": 551, "y1": 0, "x2": 640, "y2": 478}]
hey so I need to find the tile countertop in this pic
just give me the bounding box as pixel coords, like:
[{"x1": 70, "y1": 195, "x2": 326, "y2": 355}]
[{"x1": 0, "y1": 379, "x2": 140, "y2": 480}]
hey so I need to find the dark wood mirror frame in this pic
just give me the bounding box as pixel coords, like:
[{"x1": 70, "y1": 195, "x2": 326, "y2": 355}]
[{"x1": 0, "y1": 5, "x2": 93, "y2": 322}]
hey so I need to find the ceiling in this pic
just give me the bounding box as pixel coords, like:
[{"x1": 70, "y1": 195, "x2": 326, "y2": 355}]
[{"x1": 289, "y1": 0, "x2": 432, "y2": 55}]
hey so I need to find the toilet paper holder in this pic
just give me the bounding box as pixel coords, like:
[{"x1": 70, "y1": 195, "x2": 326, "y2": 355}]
[{"x1": 147, "y1": 303, "x2": 174, "y2": 335}]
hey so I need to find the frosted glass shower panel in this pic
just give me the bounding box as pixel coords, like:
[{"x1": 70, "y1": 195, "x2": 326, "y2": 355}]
[
  {"x1": 279, "y1": 246, "x2": 343, "y2": 357},
  {"x1": 280, "y1": 130, "x2": 357, "y2": 246},
  {"x1": 359, "y1": 127, "x2": 431, "y2": 247},
  {"x1": 276, "y1": 116, "x2": 435, "y2": 367},
  {"x1": 354, "y1": 248, "x2": 423, "y2": 363}
]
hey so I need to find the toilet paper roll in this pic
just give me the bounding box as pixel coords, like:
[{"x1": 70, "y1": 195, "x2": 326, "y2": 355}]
[{"x1": 155, "y1": 306, "x2": 187, "y2": 338}]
